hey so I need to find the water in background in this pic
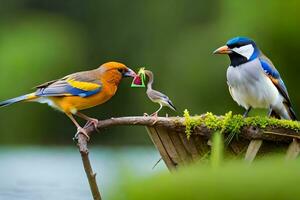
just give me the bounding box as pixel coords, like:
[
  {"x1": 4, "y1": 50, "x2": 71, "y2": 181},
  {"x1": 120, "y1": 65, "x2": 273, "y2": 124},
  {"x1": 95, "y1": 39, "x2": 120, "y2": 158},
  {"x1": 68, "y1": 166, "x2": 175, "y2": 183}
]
[{"x1": 0, "y1": 146, "x2": 167, "y2": 200}]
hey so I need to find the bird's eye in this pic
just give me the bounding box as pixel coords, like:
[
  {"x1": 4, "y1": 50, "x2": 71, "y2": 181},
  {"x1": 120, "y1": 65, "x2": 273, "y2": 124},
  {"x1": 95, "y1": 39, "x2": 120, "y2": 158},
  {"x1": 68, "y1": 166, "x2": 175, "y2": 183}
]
[{"x1": 118, "y1": 68, "x2": 125, "y2": 73}]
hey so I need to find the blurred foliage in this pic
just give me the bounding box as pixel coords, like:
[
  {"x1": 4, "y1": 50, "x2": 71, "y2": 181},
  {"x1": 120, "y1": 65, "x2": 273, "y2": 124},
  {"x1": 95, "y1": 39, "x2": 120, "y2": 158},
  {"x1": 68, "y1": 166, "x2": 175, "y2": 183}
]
[
  {"x1": 0, "y1": 0, "x2": 299, "y2": 145},
  {"x1": 111, "y1": 157, "x2": 300, "y2": 200}
]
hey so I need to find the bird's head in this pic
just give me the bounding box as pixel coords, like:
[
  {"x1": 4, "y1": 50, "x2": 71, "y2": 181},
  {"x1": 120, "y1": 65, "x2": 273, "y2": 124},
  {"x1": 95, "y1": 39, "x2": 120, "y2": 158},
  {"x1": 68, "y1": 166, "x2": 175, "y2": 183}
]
[
  {"x1": 213, "y1": 37, "x2": 260, "y2": 66},
  {"x1": 98, "y1": 61, "x2": 136, "y2": 85}
]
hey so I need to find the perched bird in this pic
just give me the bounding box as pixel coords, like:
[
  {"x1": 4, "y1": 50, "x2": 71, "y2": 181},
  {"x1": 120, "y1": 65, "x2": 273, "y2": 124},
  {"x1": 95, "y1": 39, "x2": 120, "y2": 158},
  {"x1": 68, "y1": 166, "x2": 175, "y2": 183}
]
[
  {"x1": 144, "y1": 70, "x2": 176, "y2": 117},
  {"x1": 213, "y1": 37, "x2": 296, "y2": 120},
  {"x1": 0, "y1": 61, "x2": 136, "y2": 139},
  {"x1": 214, "y1": 37, "x2": 297, "y2": 160}
]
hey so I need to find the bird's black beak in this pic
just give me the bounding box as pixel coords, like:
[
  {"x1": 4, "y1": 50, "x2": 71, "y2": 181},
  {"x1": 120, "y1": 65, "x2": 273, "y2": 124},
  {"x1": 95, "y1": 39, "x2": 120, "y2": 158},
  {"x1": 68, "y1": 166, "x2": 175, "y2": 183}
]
[
  {"x1": 213, "y1": 45, "x2": 232, "y2": 54},
  {"x1": 123, "y1": 68, "x2": 137, "y2": 78}
]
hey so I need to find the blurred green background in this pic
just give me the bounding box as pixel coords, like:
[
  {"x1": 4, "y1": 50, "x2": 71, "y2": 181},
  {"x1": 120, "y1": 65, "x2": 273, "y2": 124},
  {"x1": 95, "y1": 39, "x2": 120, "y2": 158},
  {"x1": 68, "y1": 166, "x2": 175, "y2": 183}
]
[
  {"x1": 0, "y1": 0, "x2": 299, "y2": 145},
  {"x1": 111, "y1": 158, "x2": 300, "y2": 200}
]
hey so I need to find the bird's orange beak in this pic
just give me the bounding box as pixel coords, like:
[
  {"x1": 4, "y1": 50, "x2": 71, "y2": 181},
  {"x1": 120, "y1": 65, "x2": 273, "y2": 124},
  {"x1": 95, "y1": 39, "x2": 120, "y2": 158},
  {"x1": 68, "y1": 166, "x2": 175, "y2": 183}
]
[
  {"x1": 123, "y1": 68, "x2": 137, "y2": 78},
  {"x1": 213, "y1": 45, "x2": 232, "y2": 54}
]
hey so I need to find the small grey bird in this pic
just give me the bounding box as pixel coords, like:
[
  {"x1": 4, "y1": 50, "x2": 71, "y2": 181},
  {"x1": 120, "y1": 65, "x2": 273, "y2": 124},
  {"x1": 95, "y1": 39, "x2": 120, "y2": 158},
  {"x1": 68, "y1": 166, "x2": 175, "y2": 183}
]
[{"x1": 144, "y1": 70, "x2": 176, "y2": 117}]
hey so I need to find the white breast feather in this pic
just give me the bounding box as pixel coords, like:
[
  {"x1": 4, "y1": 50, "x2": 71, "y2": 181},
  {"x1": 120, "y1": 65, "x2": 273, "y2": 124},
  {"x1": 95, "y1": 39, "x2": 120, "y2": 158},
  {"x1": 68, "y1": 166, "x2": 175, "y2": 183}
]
[
  {"x1": 34, "y1": 97, "x2": 62, "y2": 111},
  {"x1": 227, "y1": 59, "x2": 282, "y2": 109}
]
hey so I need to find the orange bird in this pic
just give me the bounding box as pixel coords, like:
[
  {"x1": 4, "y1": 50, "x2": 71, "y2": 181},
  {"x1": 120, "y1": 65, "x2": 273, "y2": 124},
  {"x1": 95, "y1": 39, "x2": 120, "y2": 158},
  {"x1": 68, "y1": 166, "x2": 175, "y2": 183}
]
[{"x1": 0, "y1": 61, "x2": 136, "y2": 139}]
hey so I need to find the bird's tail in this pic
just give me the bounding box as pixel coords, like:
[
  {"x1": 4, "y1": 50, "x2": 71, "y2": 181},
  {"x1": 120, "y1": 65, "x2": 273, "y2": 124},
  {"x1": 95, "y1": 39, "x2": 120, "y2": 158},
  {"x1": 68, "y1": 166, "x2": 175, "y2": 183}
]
[
  {"x1": 0, "y1": 93, "x2": 37, "y2": 108},
  {"x1": 287, "y1": 105, "x2": 297, "y2": 121},
  {"x1": 167, "y1": 100, "x2": 176, "y2": 111},
  {"x1": 271, "y1": 102, "x2": 297, "y2": 121}
]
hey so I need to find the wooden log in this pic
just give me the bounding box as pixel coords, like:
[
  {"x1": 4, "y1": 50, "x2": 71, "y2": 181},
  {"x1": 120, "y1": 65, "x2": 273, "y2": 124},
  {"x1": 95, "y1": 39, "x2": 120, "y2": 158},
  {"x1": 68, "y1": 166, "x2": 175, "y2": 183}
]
[
  {"x1": 244, "y1": 140, "x2": 263, "y2": 163},
  {"x1": 286, "y1": 139, "x2": 300, "y2": 160},
  {"x1": 156, "y1": 127, "x2": 182, "y2": 166},
  {"x1": 178, "y1": 132, "x2": 202, "y2": 161},
  {"x1": 145, "y1": 127, "x2": 176, "y2": 170},
  {"x1": 82, "y1": 116, "x2": 300, "y2": 143},
  {"x1": 167, "y1": 129, "x2": 192, "y2": 164},
  {"x1": 80, "y1": 116, "x2": 300, "y2": 169}
]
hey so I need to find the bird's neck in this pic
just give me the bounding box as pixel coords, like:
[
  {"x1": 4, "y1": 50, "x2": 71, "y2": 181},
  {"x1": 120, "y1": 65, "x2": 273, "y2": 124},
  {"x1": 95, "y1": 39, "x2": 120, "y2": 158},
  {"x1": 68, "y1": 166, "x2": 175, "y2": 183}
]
[
  {"x1": 146, "y1": 72, "x2": 154, "y2": 91},
  {"x1": 147, "y1": 78, "x2": 153, "y2": 90},
  {"x1": 101, "y1": 71, "x2": 122, "y2": 86}
]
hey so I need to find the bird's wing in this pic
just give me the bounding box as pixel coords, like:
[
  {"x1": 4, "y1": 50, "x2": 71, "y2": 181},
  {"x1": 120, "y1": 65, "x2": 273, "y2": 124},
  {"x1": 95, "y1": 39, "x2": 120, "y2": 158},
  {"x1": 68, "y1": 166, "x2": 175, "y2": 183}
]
[
  {"x1": 259, "y1": 55, "x2": 291, "y2": 105},
  {"x1": 148, "y1": 90, "x2": 169, "y2": 101},
  {"x1": 35, "y1": 71, "x2": 102, "y2": 97}
]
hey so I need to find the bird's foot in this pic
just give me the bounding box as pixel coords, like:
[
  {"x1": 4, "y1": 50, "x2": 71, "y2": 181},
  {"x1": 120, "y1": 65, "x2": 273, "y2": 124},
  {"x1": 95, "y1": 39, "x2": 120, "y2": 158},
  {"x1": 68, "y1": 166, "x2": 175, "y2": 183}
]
[
  {"x1": 151, "y1": 112, "x2": 158, "y2": 125},
  {"x1": 150, "y1": 112, "x2": 158, "y2": 117},
  {"x1": 243, "y1": 107, "x2": 252, "y2": 118},
  {"x1": 143, "y1": 113, "x2": 149, "y2": 117},
  {"x1": 87, "y1": 118, "x2": 100, "y2": 133},
  {"x1": 74, "y1": 127, "x2": 90, "y2": 141}
]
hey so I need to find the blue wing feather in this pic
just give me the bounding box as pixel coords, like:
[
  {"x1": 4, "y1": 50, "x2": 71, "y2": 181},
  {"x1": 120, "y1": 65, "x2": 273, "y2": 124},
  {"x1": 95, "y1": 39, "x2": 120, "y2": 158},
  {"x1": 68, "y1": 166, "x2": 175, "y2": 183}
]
[
  {"x1": 259, "y1": 56, "x2": 291, "y2": 104},
  {"x1": 36, "y1": 85, "x2": 101, "y2": 97},
  {"x1": 259, "y1": 58, "x2": 280, "y2": 78},
  {"x1": 67, "y1": 86, "x2": 101, "y2": 97}
]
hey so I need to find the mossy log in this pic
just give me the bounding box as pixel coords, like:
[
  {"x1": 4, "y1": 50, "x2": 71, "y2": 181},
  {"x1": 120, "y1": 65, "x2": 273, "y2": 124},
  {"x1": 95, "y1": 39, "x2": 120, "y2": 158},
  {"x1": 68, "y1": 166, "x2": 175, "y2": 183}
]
[{"x1": 83, "y1": 113, "x2": 300, "y2": 170}]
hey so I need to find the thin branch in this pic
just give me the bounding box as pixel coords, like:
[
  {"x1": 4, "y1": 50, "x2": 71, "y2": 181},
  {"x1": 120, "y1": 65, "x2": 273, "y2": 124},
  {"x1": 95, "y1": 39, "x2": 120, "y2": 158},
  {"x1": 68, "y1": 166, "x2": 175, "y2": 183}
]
[{"x1": 77, "y1": 125, "x2": 102, "y2": 200}]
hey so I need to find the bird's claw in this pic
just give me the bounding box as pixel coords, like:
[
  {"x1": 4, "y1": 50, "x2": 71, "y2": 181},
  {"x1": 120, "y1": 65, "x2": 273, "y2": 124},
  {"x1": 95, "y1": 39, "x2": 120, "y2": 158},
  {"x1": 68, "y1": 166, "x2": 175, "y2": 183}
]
[
  {"x1": 152, "y1": 116, "x2": 158, "y2": 125},
  {"x1": 150, "y1": 112, "x2": 158, "y2": 117},
  {"x1": 149, "y1": 112, "x2": 158, "y2": 125},
  {"x1": 88, "y1": 118, "x2": 100, "y2": 133},
  {"x1": 83, "y1": 119, "x2": 100, "y2": 133},
  {"x1": 143, "y1": 113, "x2": 149, "y2": 117},
  {"x1": 74, "y1": 127, "x2": 90, "y2": 141}
]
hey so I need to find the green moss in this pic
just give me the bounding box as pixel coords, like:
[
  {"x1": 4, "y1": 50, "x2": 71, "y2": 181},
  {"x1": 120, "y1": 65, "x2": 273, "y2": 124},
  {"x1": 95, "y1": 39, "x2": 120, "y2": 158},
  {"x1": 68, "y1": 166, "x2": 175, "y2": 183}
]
[
  {"x1": 203, "y1": 112, "x2": 221, "y2": 130},
  {"x1": 183, "y1": 110, "x2": 300, "y2": 141},
  {"x1": 244, "y1": 116, "x2": 300, "y2": 131},
  {"x1": 183, "y1": 109, "x2": 202, "y2": 139}
]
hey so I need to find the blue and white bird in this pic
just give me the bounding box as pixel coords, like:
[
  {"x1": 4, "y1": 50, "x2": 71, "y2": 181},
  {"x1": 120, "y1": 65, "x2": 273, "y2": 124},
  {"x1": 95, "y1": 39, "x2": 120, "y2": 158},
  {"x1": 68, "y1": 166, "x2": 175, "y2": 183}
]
[{"x1": 213, "y1": 37, "x2": 297, "y2": 121}]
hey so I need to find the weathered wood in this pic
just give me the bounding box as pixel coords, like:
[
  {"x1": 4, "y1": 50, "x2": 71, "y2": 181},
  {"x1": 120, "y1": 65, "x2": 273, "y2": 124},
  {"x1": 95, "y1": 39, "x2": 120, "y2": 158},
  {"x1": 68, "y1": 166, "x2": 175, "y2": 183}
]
[
  {"x1": 286, "y1": 139, "x2": 300, "y2": 160},
  {"x1": 193, "y1": 135, "x2": 210, "y2": 156},
  {"x1": 244, "y1": 140, "x2": 263, "y2": 163},
  {"x1": 178, "y1": 132, "x2": 201, "y2": 161},
  {"x1": 229, "y1": 139, "x2": 248, "y2": 156},
  {"x1": 145, "y1": 127, "x2": 176, "y2": 170},
  {"x1": 156, "y1": 127, "x2": 182, "y2": 166},
  {"x1": 168, "y1": 130, "x2": 192, "y2": 164}
]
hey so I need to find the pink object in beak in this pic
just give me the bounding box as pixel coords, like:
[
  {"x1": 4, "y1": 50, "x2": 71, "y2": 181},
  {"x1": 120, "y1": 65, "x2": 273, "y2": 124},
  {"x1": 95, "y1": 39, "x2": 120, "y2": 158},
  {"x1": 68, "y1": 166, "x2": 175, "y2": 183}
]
[{"x1": 133, "y1": 75, "x2": 142, "y2": 85}]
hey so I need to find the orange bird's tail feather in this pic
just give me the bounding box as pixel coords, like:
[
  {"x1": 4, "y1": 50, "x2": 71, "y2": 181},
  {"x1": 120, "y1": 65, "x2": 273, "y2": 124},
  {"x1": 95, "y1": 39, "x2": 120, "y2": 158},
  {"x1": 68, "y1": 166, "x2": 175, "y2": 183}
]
[{"x1": 0, "y1": 93, "x2": 37, "y2": 108}]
